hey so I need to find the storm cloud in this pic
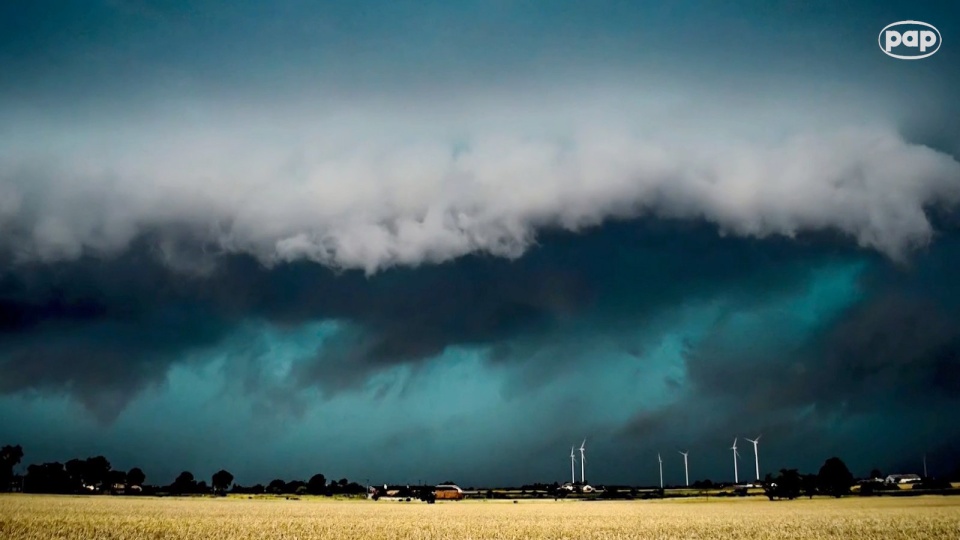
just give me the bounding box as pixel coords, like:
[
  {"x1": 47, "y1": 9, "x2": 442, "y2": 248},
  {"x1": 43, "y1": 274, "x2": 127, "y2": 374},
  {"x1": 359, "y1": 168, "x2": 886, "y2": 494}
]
[
  {"x1": 2, "y1": 103, "x2": 958, "y2": 272},
  {"x1": 0, "y1": 223, "x2": 844, "y2": 412},
  {"x1": 1, "y1": 1, "x2": 959, "y2": 485}
]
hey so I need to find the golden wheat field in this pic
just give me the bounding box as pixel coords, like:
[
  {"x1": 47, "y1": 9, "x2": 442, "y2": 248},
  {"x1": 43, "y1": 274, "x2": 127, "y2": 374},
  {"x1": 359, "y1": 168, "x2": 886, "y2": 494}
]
[{"x1": 2, "y1": 494, "x2": 959, "y2": 540}]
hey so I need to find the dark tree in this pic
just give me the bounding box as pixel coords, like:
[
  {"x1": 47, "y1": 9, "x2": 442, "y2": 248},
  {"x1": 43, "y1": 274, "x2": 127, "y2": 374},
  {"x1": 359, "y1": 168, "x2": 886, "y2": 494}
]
[
  {"x1": 84, "y1": 456, "x2": 112, "y2": 491},
  {"x1": 59, "y1": 456, "x2": 111, "y2": 493},
  {"x1": 267, "y1": 478, "x2": 286, "y2": 494},
  {"x1": 1, "y1": 444, "x2": 24, "y2": 492},
  {"x1": 175, "y1": 471, "x2": 194, "y2": 483},
  {"x1": 418, "y1": 485, "x2": 436, "y2": 503},
  {"x1": 801, "y1": 474, "x2": 818, "y2": 499},
  {"x1": 818, "y1": 457, "x2": 854, "y2": 498},
  {"x1": 307, "y1": 473, "x2": 327, "y2": 495},
  {"x1": 127, "y1": 468, "x2": 146, "y2": 487},
  {"x1": 764, "y1": 469, "x2": 801, "y2": 500},
  {"x1": 344, "y1": 482, "x2": 366, "y2": 495},
  {"x1": 171, "y1": 471, "x2": 197, "y2": 494},
  {"x1": 212, "y1": 470, "x2": 234, "y2": 495},
  {"x1": 24, "y1": 462, "x2": 71, "y2": 493},
  {"x1": 65, "y1": 459, "x2": 86, "y2": 491},
  {"x1": 869, "y1": 468, "x2": 883, "y2": 480},
  {"x1": 283, "y1": 480, "x2": 306, "y2": 494}
]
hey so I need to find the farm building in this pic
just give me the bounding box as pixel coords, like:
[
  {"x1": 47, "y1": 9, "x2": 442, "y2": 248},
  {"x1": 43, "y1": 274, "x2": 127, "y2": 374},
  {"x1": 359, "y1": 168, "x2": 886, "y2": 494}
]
[
  {"x1": 434, "y1": 484, "x2": 465, "y2": 500},
  {"x1": 884, "y1": 474, "x2": 921, "y2": 484}
]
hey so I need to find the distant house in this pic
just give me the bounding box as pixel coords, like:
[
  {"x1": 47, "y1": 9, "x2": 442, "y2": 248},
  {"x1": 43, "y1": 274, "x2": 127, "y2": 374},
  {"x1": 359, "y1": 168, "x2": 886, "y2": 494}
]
[
  {"x1": 884, "y1": 474, "x2": 921, "y2": 484},
  {"x1": 434, "y1": 484, "x2": 464, "y2": 500}
]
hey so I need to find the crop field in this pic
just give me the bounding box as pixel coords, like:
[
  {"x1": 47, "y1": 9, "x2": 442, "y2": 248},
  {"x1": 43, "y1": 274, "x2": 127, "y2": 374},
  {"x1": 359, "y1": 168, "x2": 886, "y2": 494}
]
[{"x1": 2, "y1": 494, "x2": 959, "y2": 539}]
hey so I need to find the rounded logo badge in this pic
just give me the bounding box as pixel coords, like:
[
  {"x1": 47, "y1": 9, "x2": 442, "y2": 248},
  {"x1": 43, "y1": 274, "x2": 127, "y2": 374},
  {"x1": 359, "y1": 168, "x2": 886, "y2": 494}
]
[{"x1": 879, "y1": 21, "x2": 941, "y2": 60}]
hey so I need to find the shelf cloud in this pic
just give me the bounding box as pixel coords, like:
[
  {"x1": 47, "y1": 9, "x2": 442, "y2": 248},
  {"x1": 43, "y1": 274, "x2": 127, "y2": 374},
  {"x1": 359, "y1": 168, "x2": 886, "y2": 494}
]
[{"x1": 2, "y1": 95, "x2": 957, "y2": 273}]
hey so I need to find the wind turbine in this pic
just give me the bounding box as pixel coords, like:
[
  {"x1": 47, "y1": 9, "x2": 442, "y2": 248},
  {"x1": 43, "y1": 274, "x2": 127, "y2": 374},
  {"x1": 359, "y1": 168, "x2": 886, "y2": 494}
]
[
  {"x1": 746, "y1": 435, "x2": 761, "y2": 481},
  {"x1": 570, "y1": 446, "x2": 577, "y2": 484},
  {"x1": 657, "y1": 453, "x2": 663, "y2": 489},
  {"x1": 731, "y1": 438, "x2": 740, "y2": 484},
  {"x1": 579, "y1": 439, "x2": 587, "y2": 484},
  {"x1": 678, "y1": 450, "x2": 689, "y2": 487}
]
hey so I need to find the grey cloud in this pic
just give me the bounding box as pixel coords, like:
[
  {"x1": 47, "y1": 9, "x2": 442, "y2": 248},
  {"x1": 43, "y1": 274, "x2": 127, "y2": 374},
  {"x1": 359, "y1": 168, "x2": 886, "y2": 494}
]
[
  {"x1": 1, "y1": 110, "x2": 957, "y2": 274},
  {"x1": 614, "y1": 275, "x2": 960, "y2": 478},
  {"x1": 0, "y1": 221, "x2": 848, "y2": 418},
  {"x1": 684, "y1": 291, "x2": 960, "y2": 414}
]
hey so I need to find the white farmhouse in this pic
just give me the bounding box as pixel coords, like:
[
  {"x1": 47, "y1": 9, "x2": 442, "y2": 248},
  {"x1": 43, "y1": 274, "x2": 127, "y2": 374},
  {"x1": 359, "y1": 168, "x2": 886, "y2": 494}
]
[{"x1": 884, "y1": 474, "x2": 921, "y2": 484}]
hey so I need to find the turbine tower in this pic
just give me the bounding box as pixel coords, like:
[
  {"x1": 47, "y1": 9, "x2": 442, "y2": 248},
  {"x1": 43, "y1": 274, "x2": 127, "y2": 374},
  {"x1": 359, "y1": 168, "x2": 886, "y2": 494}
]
[
  {"x1": 570, "y1": 446, "x2": 577, "y2": 484},
  {"x1": 746, "y1": 435, "x2": 761, "y2": 481},
  {"x1": 679, "y1": 450, "x2": 689, "y2": 487},
  {"x1": 731, "y1": 438, "x2": 740, "y2": 484},
  {"x1": 579, "y1": 439, "x2": 587, "y2": 484},
  {"x1": 657, "y1": 453, "x2": 663, "y2": 489}
]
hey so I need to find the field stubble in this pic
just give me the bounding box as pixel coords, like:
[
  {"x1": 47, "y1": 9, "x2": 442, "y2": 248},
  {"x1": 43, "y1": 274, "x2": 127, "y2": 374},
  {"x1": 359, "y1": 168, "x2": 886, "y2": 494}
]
[{"x1": 2, "y1": 494, "x2": 959, "y2": 539}]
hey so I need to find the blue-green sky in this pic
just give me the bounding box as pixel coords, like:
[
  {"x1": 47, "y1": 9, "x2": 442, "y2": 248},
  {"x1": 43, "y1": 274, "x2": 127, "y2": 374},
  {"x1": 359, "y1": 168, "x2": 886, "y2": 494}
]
[{"x1": 1, "y1": 1, "x2": 959, "y2": 487}]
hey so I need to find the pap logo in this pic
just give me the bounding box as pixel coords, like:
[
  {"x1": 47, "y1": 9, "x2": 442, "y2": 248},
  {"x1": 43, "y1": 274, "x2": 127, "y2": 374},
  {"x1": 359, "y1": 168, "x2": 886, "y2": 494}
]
[{"x1": 879, "y1": 21, "x2": 941, "y2": 59}]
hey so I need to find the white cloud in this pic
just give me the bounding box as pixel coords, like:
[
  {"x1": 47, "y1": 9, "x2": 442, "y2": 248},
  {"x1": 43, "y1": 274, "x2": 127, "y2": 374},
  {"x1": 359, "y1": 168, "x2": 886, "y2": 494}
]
[{"x1": 1, "y1": 89, "x2": 958, "y2": 272}]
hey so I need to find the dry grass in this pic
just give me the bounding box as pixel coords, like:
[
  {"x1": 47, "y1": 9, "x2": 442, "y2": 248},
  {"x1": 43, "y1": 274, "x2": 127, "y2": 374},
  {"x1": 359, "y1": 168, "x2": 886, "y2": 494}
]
[{"x1": 2, "y1": 494, "x2": 959, "y2": 539}]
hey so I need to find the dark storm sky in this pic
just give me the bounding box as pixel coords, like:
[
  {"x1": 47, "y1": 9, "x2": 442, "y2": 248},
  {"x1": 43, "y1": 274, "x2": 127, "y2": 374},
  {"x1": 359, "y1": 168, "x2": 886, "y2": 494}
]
[{"x1": 1, "y1": 1, "x2": 959, "y2": 487}]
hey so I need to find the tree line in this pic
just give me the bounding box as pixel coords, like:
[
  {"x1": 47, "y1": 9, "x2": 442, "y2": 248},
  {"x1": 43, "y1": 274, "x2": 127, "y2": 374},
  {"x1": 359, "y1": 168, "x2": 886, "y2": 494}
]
[
  {"x1": 759, "y1": 457, "x2": 955, "y2": 500},
  {"x1": 3, "y1": 443, "x2": 957, "y2": 499},
  {"x1": 1, "y1": 444, "x2": 365, "y2": 497}
]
